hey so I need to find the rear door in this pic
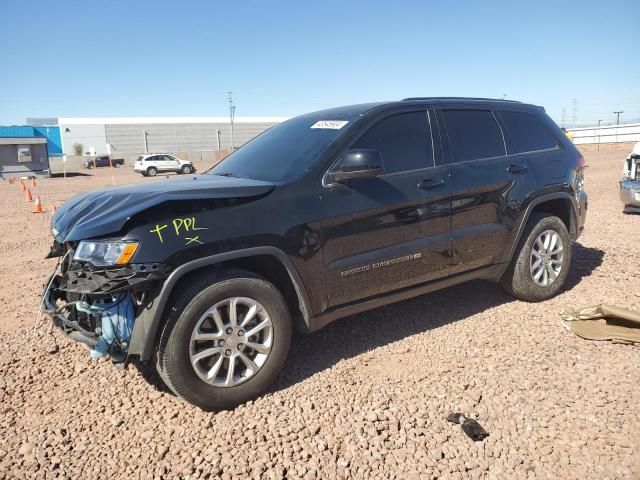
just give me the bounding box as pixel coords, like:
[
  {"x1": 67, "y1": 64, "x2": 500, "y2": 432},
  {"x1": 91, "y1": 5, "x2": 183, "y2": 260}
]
[
  {"x1": 437, "y1": 107, "x2": 537, "y2": 274},
  {"x1": 321, "y1": 108, "x2": 451, "y2": 307},
  {"x1": 145, "y1": 155, "x2": 160, "y2": 170}
]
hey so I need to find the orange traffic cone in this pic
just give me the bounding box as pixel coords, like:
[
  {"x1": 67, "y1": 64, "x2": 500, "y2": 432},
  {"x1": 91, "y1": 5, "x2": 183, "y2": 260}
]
[
  {"x1": 33, "y1": 196, "x2": 44, "y2": 213},
  {"x1": 25, "y1": 188, "x2": 33, "y2": 202},
  {"x1": 52, "y1": 204, "x2": 58, "y2": 214},
  {"x1": 31, "y1": 178, "x2": 37, "y2": 188},
  {"x1": 19, "y1": 179, "x2": 25, "y2": 191}
]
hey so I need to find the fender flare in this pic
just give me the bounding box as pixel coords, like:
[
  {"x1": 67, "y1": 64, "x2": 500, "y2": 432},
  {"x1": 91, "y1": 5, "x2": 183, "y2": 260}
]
[
  {"x1": 506, "y1": 191, "x2": 579, "y2": 262},
  {"x1": 130, "y1": 246, "x2": 312, "y2": 362}
]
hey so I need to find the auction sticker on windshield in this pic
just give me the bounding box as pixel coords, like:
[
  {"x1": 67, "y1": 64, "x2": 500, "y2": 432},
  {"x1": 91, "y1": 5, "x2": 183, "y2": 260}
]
[{"x1": 310, "y1": 120, "x2": 349, "y2": 129}]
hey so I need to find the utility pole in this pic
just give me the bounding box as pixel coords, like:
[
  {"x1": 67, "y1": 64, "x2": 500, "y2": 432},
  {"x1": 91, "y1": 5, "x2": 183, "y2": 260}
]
[
  {"x1": 142, "y1": 130, "x2": 149, "y2": 153},
  {"x1": 572, "y1": 99, "x2": 578, "y2": 127},
  {"x1": 614, "y1": 111, "x2": 623, "y2": 125},
  {"x1": 613, "y1": 111, "x2": 623, "y2": 143},
  {"x1": 228, "y1": 92, "x2": 236, "y2": 150},
  {"x1": 561, "y1": 108, "x2": 566, "y2": 127}
]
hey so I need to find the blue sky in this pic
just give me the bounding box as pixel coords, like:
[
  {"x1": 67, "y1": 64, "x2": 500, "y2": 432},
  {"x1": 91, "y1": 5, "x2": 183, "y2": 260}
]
[{"x1": 1, "y1": 0, "x2": 639, "y2": 126}]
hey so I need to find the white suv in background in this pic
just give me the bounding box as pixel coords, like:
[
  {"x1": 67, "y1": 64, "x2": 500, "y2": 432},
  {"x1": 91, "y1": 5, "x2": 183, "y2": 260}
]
[{"x1": 134, "y1": 153, "x2": 196, "y2": 177}]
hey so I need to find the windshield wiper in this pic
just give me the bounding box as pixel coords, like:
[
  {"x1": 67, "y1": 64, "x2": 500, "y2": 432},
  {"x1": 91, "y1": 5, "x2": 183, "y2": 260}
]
[{"x1": 214, "y1": 172, "x2": 249, "y2": 178}]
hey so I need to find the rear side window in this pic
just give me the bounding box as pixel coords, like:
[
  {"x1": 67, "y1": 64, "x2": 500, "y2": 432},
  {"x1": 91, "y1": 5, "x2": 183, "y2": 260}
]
[
  {"x1": 442, "y1": 109, "x2": 505, "y2": 163},
  {"x1": 351, "y1": 111, "x2": 433, "y2": 173},
  {"x1": 498, "y1": 110, "x2": 557, "y2": 154}
]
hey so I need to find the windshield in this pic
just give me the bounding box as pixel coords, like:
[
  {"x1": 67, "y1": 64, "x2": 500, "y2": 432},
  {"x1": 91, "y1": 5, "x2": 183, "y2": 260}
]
[{"x1": 208, "y1": 115, "x2": 357, "y2": 182}]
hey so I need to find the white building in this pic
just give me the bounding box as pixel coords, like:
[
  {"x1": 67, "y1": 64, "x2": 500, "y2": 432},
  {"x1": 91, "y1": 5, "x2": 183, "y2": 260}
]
[{"x1": 27, "y1": 116, "x2": 288, "y2": 156}]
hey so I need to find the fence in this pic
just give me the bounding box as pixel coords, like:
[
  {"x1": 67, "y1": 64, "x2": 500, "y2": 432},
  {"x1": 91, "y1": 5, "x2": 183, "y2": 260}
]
[{"x1": 567, "y1": 123, "x2": 640, "y2": 145}]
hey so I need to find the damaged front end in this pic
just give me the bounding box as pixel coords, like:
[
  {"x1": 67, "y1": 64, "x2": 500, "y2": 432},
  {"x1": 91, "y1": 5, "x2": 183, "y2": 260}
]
[
  {"x1": 621, "y1": 155, "x2": 640, "y2": 213},
  {"x1": 43, "y1": 242, "x2": 168, "y2": 364}
]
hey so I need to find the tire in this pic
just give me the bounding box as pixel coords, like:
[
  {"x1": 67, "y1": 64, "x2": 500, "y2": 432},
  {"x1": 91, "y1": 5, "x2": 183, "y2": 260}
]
[
  {"x1": 113, "y1": 162, "x2": 121, "y2": 168},
  {"x1": 500, "y1": 213, "x2": 572, "y2": 302},
  {"x1": 146, "y1": 167, "x2": 158, "y2": 177},
  {"x1": 156, "y1": 270, "x2": 292, "y2": 410},
  {"x1": 181, "y1": 164, "x2": 192, "y2": 174}
]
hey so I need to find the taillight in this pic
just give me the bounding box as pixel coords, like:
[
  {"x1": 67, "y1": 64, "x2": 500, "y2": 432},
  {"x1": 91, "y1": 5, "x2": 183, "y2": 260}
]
[{"x1": 575, "y1": 154, "x2": 585, "y2": 195}]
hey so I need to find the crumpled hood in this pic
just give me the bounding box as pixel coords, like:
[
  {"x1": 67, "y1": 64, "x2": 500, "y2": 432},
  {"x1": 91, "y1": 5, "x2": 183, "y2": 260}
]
[{"x1": 52, "y1": 175, "x2": 275, "y2": 242}]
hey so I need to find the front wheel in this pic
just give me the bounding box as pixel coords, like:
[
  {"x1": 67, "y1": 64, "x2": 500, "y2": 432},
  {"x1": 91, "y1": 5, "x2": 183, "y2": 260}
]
[
  {"x1": 156, "y1": 270, "x2": 292, "y2": 410},
  {"x1": 500, "y1": 213, "x2": 572, "y2": 302},
  {"x1": 181, "y1": 164, "x2": 193, "y2": 174}
]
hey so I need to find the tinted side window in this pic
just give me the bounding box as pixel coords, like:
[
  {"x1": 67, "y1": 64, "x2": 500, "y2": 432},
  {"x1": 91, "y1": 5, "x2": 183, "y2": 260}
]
[
  {"x1": 498, "y1": 110, "x2": 557, "y2": 154},
  {"x1": 351, "y1": 112, "x2": 433, "y2": 173},
  {"x1": 442, "y1": 109, "x2": 505, "y2": 163}
]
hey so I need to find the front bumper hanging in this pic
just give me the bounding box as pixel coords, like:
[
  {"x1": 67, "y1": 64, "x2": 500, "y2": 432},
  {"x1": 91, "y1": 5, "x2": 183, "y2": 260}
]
[{"x1": 43, "y1": 259, "x2": 168, "y2": 362}]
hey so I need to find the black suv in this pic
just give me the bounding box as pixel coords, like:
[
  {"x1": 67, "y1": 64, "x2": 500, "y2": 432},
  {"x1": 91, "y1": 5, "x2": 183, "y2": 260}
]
[{"x1": 44, "y1": 98, "x2": 587, "y2": 410}]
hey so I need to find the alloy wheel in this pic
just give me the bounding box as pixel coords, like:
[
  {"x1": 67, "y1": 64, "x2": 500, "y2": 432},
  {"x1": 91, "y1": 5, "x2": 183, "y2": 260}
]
[
  {"x1": 189, "y1": 297, "x2": 273, "y2": 387},
  {"x1": 530, "y1": 229, "x2": 564, "y2": 287}
]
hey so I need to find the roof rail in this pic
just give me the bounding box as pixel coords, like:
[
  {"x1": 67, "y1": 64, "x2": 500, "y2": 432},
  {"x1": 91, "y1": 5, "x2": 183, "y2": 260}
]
[{"x1": 402, "y1": 97, "x2": 522, "y2": 103}]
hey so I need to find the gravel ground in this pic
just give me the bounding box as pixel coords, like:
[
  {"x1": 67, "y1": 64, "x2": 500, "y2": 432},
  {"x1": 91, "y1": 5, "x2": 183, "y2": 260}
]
[{"x1": 0, "y1": 148, "x2": 639, "y2": 480}]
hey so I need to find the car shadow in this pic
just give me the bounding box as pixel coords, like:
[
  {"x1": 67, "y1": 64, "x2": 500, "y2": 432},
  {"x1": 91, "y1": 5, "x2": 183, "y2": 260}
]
[
  {"x1": 270, "y1": 242, "x2": 604, "y2": 393},
  {"x1": 564, "y1": 242, "x2": 605, "y2": 290},
  {"x1": 132, "y1": 243, "x2": 604, "y2": 399},
  {"x1": 132, "y1": 359, "x2": 174, "y2": 394},
  {"x1": 49, "y1": 172, "x2": 93, "y2": 178}
]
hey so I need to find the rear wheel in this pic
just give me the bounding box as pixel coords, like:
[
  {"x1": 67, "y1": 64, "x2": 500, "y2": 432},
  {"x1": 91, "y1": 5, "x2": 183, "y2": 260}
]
[
  {"x1": 501, "y1": 213, "x2": 572, "y2": 302},
  {"x1": 146, "y1": 167, "x2": 158, "y2": 177},
  {"x1": 156, "y1": 270, "x2": 292, "y2": 410}
]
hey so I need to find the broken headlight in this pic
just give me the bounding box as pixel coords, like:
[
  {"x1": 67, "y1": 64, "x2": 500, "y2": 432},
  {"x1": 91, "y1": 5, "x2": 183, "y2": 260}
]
[{"x1": 73, "y1": 240, "x2": 139, "y2": 266}]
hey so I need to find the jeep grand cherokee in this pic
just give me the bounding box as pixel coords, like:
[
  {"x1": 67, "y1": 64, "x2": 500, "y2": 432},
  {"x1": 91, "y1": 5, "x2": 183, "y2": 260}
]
[{"x1": 43, "y1": 98, "x2": 587, "y2": 410}]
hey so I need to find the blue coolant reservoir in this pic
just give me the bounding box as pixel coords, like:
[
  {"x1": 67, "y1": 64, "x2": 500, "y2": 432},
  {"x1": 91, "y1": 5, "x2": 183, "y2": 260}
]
[{"x1": 77, "y1": 293, "x2": 135, "y2": 358}]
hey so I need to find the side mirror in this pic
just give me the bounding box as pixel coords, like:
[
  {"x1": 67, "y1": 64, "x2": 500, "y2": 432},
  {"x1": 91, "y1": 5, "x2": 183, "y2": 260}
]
[{"x1": 329, "y1": 149, "x2": 384, "y2": 183}]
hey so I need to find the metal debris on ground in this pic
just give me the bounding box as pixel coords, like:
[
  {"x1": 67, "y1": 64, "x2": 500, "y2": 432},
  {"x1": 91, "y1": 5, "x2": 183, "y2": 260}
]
[{"x1": 445, "y1": 413, "x2": 489, "y2": 441}]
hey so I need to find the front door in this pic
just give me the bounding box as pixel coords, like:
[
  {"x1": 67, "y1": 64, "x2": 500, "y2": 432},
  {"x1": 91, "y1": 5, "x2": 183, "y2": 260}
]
[
  {"x1": 165, "y1": 155, "x2": 182, "y2": 171},
  {"x1": 321, "y1": 109, "x2": 451, "y2": 308},
  {"x1": 155, "y1": 155, "x2": 174, "y2": 171}
]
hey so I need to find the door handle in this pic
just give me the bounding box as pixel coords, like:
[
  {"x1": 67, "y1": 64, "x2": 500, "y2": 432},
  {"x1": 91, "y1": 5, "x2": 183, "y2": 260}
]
[
  {"x1": 418, "y1": 178, "x2": 445, "y2": 190},
  {"x1": 507, "y1": 164, "x2": 528, "y2": 173}
]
